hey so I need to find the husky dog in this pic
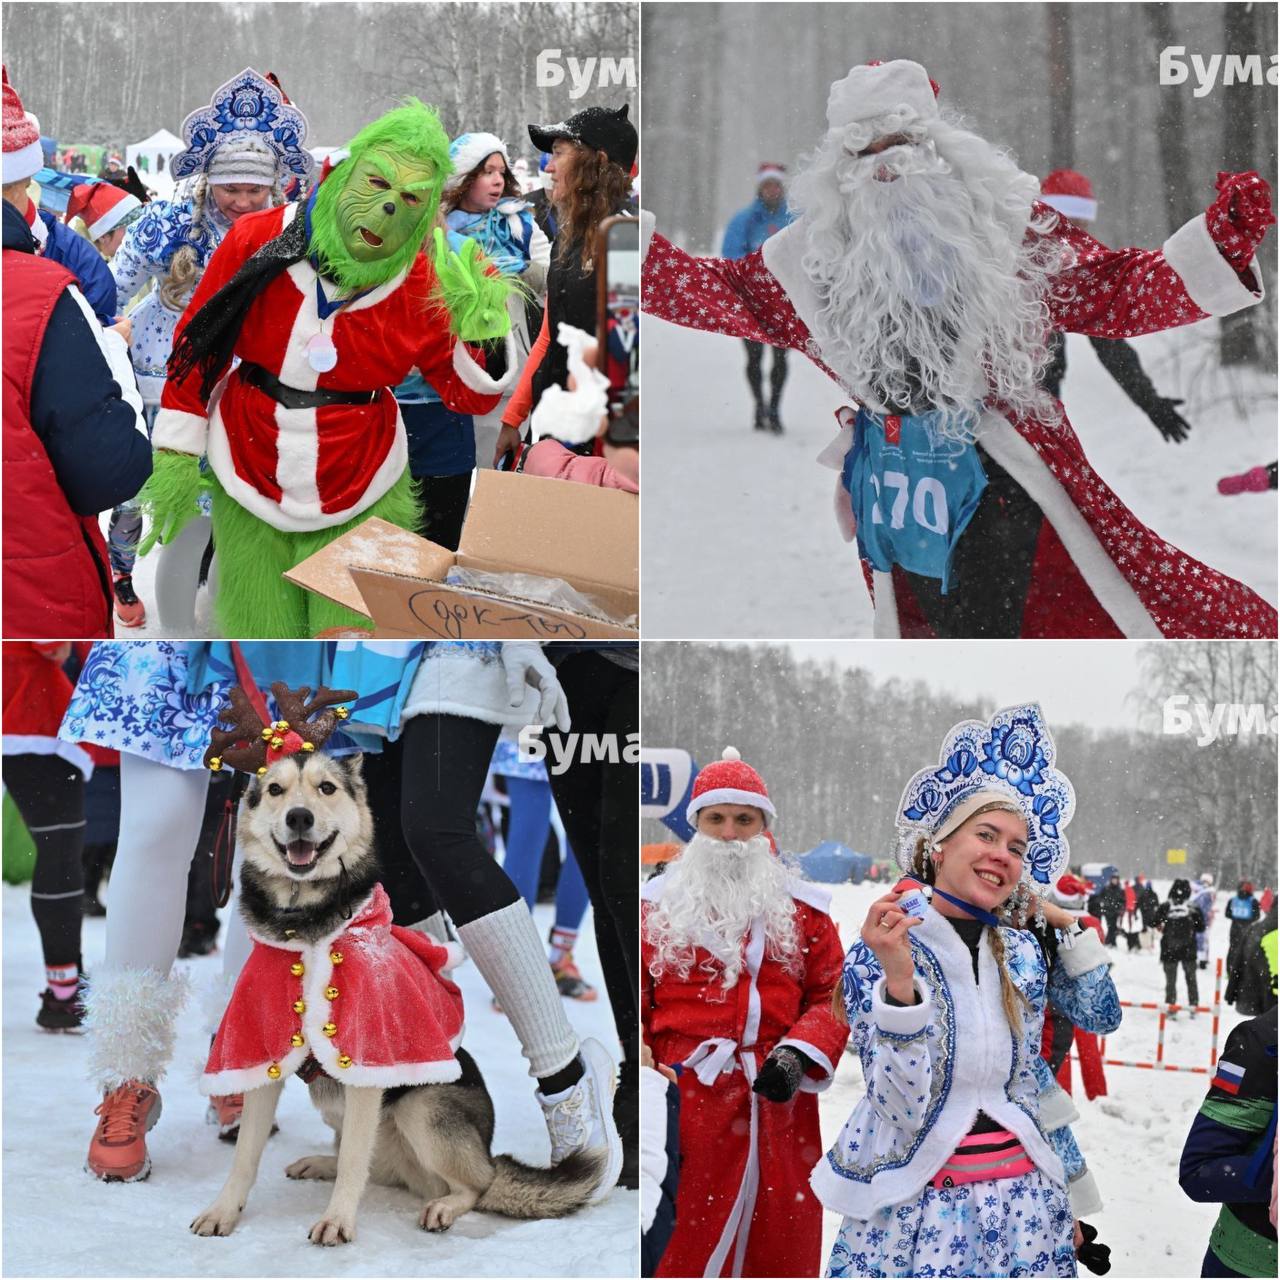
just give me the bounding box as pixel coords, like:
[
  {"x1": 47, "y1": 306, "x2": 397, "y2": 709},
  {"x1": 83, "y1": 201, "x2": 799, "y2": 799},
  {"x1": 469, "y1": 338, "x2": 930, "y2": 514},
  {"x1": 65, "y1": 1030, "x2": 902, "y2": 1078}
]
[{"x1": 192, "y1": 747, "x2": 603, "y2": 1245}]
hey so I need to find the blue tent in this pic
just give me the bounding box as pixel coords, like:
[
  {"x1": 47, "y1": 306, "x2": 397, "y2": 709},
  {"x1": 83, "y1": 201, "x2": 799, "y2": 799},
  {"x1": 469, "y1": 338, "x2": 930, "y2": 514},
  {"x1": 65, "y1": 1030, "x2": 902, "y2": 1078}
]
[{"x1": 796, "y1": 841, "x2": 874, "y2": 884}]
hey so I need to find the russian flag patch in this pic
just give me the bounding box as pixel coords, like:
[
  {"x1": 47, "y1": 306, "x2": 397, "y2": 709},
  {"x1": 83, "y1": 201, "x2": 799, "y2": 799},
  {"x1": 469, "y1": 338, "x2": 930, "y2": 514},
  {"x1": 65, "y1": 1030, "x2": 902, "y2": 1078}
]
[{"x1": 1211, "y1": 1060, "x2": 1245, "y2": 1094}]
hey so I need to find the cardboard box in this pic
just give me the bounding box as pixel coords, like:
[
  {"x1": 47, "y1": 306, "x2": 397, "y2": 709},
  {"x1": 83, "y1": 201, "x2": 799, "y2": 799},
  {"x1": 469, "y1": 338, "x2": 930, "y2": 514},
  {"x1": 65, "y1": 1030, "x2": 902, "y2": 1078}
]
[{"x1": 286, "y1": 469, "x2": 638, "y2": 640}]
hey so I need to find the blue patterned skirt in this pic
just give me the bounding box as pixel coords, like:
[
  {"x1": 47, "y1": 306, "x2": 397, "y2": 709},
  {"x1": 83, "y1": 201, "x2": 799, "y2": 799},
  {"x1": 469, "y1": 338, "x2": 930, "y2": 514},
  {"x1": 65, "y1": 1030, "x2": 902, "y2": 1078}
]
[{"x1": 826, "y1": 1170, "x2": 1076, "y2": 1278}]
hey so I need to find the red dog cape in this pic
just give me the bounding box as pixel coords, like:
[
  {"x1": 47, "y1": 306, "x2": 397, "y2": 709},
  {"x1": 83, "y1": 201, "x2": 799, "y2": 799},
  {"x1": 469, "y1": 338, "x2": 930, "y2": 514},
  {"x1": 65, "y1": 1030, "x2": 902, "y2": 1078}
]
[{"x1": 203, "y1": 883, "x2": 465, "y2": 1093}]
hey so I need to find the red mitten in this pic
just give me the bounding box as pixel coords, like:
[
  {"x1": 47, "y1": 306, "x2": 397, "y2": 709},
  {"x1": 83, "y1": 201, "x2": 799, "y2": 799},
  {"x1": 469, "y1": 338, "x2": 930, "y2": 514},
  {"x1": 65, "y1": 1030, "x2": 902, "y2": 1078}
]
[{"x1": 1205, "y1": 170, "x2": 1275, "y2": 270}]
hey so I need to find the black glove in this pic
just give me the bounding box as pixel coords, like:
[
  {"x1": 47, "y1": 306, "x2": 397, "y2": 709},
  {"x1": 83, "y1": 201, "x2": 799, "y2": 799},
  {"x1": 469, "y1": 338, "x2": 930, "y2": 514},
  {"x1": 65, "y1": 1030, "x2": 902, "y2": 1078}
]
[
  {"x1": 1077, "y1": 1221, "x2": 1112, "y2": 1275},
  {"x1": 1148, "y1": 396, "x2": 1191, "y2": 443},
  {"x1": 751, "y1": 1045, "x2": 808, "y2": 1103}
]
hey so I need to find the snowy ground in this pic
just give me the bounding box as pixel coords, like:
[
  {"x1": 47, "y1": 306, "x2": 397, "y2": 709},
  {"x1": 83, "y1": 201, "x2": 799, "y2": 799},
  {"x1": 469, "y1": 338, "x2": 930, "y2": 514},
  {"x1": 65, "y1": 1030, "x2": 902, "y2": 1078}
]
[
  {"x1": 1, "y1": 887, "x2": 636, "y2": 1278},
  {"x1": 642, "y1": 313, "x2": 1277, "y2": 637},
  {"x1": 819, "y1": 878, "x2": 1249, "y2": 1279}
]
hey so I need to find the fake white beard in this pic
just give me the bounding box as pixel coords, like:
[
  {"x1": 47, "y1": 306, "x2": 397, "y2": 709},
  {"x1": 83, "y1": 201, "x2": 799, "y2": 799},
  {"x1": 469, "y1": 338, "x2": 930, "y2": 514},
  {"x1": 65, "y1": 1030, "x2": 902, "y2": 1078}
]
[
  {"x1": 644, "y1": 832, "x2": 800, "y2": 989},
  {"x1": 789, "y1": 115, "x2": 1070, "y2": 439}
]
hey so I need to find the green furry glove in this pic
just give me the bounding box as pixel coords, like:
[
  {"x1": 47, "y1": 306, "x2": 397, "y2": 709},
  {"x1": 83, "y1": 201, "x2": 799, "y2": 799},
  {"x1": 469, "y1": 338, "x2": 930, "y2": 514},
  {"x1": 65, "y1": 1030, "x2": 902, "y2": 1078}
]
[
  {"x1": 137, "y1": 450, "x2": 205, "y2": 556},
  {"x1": 432, "y1": 227, "x2": 513, "y2": 344}
]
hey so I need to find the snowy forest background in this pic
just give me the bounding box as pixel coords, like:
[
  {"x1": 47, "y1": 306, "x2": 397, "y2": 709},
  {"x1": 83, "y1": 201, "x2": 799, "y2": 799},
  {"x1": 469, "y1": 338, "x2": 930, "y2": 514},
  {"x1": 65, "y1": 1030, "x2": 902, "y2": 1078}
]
[
  {"x1": 642, "y1": 642, "x2": 1279, "y2": 887},
  {"x1": 2, "y1": 1, "x2": 638, "y2": 157},
  {"x1": 645, "y1": 2, "x2": 1276, "y2": 253}
]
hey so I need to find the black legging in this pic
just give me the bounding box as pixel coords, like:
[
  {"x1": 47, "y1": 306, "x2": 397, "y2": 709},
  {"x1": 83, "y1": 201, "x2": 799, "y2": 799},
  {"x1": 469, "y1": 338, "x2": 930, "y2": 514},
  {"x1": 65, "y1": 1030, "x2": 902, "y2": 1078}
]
[
  {"x1": 397, "y1": 715, "x2": 520, "y2": 925},
  {"x1": 3, "y1": 753, "x2": 85, "y2": 968},
  {"x1": 744, "y1": 340, "x2": 789, "y2": 410},
  {"x1": 545, "y1": 651, "x2": 638, "y2": 1066}
]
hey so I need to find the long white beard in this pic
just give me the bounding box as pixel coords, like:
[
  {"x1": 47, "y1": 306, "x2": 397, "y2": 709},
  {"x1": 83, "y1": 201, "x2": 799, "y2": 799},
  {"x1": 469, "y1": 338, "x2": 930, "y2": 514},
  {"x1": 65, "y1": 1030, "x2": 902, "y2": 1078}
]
[
  {"x1": 644, "y1": 833, "x2": 800, "y2": 989},
  {"x1": 789, "y1": 114, "x2": 1070, "y2": 439}
]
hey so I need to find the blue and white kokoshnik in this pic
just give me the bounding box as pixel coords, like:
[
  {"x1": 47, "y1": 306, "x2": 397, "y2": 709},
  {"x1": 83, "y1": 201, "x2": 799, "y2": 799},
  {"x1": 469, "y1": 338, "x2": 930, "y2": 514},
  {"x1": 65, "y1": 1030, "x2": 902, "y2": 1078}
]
[
  {"x1": 171, "y1": 68, "x2": 315, "y2": 183},
  {"x1": 896, "y1": 702, "x2": 1075, "y2": 890}
]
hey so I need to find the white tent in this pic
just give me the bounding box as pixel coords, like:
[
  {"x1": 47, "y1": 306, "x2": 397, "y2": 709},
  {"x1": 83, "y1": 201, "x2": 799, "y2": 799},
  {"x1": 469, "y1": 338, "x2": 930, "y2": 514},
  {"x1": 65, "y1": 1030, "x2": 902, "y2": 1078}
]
[{"x1": 125, "y1": 128, "x2": 184, "y2": 180}]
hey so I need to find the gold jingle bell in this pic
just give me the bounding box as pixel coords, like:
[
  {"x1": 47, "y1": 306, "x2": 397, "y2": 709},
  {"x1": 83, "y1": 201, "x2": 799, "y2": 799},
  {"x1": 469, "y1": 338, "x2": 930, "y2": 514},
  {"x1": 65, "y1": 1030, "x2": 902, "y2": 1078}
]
[
  {"x1": 291, "y1": 1033, "x2": 305, "y2": 1048},
  {"x1": 301, "y1": 742, "x2": 316, "y2": 753},
  {"x1": 324, "y1": 986, "x2": 339, "y2": 1000},
  {"x1": 337, "y1": 1054, "x2": 353, "y2": 1069},
  {"x1": 334, "y1": 706, "x2": 350, "y2": 720},
  {"x1": 290, "y1": 962, "x2": 305, "y2": 977},
  {"x1": 256, "y1": 767, "x2": 267, "y2": 777},
  {"x1": 293, "y1": 999, "x2": 306, "y2": 1014},
  {"x1": 261, "y1": 727, "x2": 274, "y2": 740},
  {"x1": 322, "y1": 1022, "x2": 338, "y2": 1038},
  {"x1": 270, "y1": 737, "x2": 284, "y2": 750},
  {"x1": 330, "y1": 950, "x2": 344, "y2": 965},
  {"x1": 276, "y1": 720, "x2": 290, "y2": 731},
  {"x1": 208, "y1": 757, "x2": 222, "y2": 773},
  {"x1": 267, "y1": 1063, "x2": 282, "y2": 1079}
]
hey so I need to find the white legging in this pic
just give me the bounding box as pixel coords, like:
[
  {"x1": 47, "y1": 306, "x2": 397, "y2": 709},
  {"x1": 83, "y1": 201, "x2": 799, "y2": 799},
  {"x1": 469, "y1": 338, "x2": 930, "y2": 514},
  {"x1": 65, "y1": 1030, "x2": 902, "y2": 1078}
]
[
  {"x1": 105, "y1": 753, "x2": 248, "y2": 987},
  {"x1": 155, "y1": 515, "x2": 216, "y2": 636}
]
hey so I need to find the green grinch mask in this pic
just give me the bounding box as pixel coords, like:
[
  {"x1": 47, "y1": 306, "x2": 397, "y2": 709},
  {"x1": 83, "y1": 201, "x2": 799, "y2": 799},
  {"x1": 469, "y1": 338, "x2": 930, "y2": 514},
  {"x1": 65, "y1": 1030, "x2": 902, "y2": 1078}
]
[{"x1": 309, "y1": 98, "x2": 450, "y2": 292}]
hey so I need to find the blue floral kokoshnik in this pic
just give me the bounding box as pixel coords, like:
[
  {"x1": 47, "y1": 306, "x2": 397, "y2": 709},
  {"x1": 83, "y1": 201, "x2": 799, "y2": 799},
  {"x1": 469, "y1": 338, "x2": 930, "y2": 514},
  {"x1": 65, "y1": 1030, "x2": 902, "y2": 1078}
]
[
  {"x1": 171, "y1": 67, "x2": 315, "y2": 183},
  {"x1": 895, "y1": 702, "x2": 1075, "y2": 890}
]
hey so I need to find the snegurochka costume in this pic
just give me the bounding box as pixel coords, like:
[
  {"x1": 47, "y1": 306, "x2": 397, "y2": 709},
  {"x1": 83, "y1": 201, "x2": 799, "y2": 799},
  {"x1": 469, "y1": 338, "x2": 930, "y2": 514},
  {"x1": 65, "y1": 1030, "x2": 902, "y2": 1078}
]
[
  {"x1": 815, "y1": 704, "x2": 1121, "y2": 1279},
  {"x1": 144, "y1": 98, "x2": 516, "y2": 638}
]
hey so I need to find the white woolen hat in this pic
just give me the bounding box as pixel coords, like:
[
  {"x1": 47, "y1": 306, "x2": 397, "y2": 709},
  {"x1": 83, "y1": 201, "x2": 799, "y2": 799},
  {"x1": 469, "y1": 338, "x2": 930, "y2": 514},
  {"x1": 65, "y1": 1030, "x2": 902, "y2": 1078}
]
[{"x1": 825, "y1": 59, "x2": 941, "y2": 131}]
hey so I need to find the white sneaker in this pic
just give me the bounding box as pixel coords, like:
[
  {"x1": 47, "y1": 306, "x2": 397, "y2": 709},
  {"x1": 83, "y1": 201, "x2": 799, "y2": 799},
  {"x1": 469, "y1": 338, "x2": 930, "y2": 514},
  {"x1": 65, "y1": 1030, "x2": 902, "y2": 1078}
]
[{"x1": 536, "y1": 1037, "x2": 622, "y2": 1204}]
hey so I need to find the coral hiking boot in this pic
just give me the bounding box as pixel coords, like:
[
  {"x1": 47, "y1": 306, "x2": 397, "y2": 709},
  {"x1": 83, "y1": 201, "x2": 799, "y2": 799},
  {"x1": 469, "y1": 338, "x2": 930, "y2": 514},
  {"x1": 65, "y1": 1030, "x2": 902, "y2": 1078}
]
[
  {"x1": 112, "y1": 574, "x2": 146, "y2": 628},
  {"x1": 87, "y1": 1080, "x2": 161, "y2": 1181},
  {"x1": 207, "y1": 1093, "x2": 244, "y2": 1141},
  {"x1": 551, "y1": 953, "x2": 599, "y2": 1001}
]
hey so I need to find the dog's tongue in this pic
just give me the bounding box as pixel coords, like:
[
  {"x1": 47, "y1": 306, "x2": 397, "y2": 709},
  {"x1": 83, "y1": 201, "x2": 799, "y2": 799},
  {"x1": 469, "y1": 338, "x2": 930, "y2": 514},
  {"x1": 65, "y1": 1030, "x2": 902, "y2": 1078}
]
[{"x1": 286, "y1": 841, "x2": 317, "y2": 866}]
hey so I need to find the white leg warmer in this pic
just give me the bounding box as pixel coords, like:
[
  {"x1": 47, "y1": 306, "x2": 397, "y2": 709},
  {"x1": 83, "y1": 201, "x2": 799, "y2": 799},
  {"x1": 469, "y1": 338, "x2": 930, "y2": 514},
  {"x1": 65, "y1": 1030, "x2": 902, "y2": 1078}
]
[
  {"x1": 456, "y1": 900, "x2": 580, "y2": 1079},
  {"x1": 83, "y1": 965, "x2": 190, "y2": 1091}
]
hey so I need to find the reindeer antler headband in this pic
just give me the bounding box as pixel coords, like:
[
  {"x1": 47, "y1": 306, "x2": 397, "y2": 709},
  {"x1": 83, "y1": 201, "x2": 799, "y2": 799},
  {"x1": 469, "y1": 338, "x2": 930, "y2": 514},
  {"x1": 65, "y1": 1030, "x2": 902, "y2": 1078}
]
[{"x1": 204, "y1": 682, "x2": 357, "y2": 776}]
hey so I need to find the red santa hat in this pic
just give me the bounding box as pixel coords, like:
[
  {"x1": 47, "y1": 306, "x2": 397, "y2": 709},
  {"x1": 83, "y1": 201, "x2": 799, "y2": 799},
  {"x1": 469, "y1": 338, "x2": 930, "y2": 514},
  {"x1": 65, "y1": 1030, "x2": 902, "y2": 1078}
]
[
  {"x1": 826, "y1": 60, "x2": 941, "y2": 132},
  {"x1": 65, "y1": 182, "x2": 141, "y2": 240},
  {"x1": 1040, "y1": 169, "x2": 1097, "y2": 222},
  {"x1": 3, "y1": 65, "x2": 44, "y2": 186},
  {"x1": 757, "y1": 162, "x2": 786, "y2": 187},
  {"x1": 686, "y1": 747, "x2": 777, "y2": 824}
]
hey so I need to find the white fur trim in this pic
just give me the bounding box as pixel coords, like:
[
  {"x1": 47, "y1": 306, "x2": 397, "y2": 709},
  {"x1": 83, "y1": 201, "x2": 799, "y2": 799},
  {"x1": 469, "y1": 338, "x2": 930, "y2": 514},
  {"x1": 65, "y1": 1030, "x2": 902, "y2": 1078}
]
[
  {"x1": 84, "y1": 967, "x2": 191, "y2": 1090},
  {"x1": 784, "y1": 875, "x2": 833, "y2": 914},
  {"x1": 152, "y1": 407, "x2": 208, "y2": 455},
  {"x1": 871, "y1": 974, "x2": 933, "y2": 1034},
  {"x1": 1057, "y1": 925, "x2": 1109, "y2": 977},
  {"x1": 1163, "y1": 213, "x2": 1264, "y2": 317},
  {"x1": 1067, "y1": 1165, "x2": 1104, "y2": 1218},
  {"x1": 1040, "y1": 194, "x2": 1097, "y2": 222},
  {"x1": 1039, "y1": 1079, "x2": 1080, "y2": 1130},
  {"x1": 871, "y1": 569, "x2": 902, "y2": 638},
  {"x1": 976, "y1": 412, "x2": 1162, "y2": 638},
  {"x1": 3, "y1": 137, "x2": 44, "y2": 185},
  {"x1": 2, "y1": 736, "x2": 93, "y2": 780},
  {"x1": 777, "y1": 1037, "x2": 837, "y2": 1093},
  {"x1": 452, "y1": 332, "x2": 519, "y2": 394},
  {"x1": 86, "y1": 194, "x2": 142, "y2": 241},
  {"x1": 686, "y1": 787, "x2": 777, "y2": 823}
]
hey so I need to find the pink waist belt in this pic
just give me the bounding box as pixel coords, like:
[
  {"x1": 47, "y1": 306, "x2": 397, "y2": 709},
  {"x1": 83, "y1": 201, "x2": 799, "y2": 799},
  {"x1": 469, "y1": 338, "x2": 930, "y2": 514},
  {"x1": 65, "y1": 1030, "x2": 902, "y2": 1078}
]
[{"x1": 930, "y1": 1129, "x2": 1035, "y2": 1189}]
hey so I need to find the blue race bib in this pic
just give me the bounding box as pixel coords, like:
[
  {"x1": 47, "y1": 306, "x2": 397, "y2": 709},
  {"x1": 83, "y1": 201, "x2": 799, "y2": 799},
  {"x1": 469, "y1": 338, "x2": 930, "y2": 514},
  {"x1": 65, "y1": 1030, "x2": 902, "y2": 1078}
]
[{"x1": 842, "y1": 408, "x2": 987, "y2": 592}]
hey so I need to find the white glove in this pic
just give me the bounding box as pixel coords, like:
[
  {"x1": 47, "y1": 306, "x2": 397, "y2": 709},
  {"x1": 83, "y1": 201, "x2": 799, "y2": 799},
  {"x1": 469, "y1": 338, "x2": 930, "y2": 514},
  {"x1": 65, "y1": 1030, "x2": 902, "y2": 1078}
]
[
  {"x1": 639, "y1": 208, "x2": 655, "y2": 262},
  {"x1": 500, "y1": 643, "x2": 571, "y2": 732}
]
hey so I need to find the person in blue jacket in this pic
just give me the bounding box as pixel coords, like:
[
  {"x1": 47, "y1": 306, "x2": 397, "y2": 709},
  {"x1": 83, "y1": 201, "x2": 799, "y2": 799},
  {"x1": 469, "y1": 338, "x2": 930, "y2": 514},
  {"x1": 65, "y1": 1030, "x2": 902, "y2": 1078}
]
[
  {"x1": 1179, "y1": 1004, "x2": 1276, "y2": 1277},
  {"x1": 721, "y1": 162, "x2": 795, "y2": 433}
]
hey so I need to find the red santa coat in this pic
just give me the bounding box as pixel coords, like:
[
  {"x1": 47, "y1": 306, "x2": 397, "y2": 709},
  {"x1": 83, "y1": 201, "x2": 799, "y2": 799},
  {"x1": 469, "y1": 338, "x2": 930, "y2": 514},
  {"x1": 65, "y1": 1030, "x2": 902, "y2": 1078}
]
[
  {"x1": 643, "y1": 195, "x2": 1275, "y2": 639},
  {"x1": 641, "y1": 875, "x2": 849, "y2": 1279},
  {"x1": 154, "y1": 201, "x2": 512, "y2": 532},
  {"x1": 202, "y1": 883, "x2": 465, "y2": 1093}
]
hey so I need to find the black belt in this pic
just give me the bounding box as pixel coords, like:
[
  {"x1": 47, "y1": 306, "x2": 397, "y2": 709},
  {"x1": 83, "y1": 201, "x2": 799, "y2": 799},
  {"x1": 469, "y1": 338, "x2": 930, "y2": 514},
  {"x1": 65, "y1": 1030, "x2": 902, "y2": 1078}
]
[{"x1": 238, "y1": 361, "x2": 380, "y2": 410}]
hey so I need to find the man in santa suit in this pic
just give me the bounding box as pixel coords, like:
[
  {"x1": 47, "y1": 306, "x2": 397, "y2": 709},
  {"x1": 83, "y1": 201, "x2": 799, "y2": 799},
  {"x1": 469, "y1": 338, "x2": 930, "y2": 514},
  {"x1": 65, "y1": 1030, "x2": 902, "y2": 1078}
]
[
  {"x1": 642, "y1": 59, "x2": 1277, "y2": 640},
  {"x1": 642, "y1": 748, "x2": 848, "y2": 1278}
]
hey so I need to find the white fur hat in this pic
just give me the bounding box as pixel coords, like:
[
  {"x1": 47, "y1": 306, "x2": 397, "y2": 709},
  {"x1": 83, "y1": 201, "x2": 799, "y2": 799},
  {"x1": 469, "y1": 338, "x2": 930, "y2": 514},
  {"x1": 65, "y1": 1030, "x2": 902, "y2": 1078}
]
[
  {"x1": 447, "y1": 132, "x2": 509, "y2": 190},
  {"x1": 826, "y1": 59, "x2": 940, "y2": 132}
]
